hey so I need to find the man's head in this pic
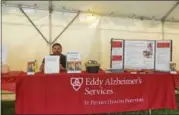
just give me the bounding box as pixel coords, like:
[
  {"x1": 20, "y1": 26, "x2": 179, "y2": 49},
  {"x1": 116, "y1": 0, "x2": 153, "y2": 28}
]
[{"x1": 52, "y1": 43, "x2": 62, "y2": 55}]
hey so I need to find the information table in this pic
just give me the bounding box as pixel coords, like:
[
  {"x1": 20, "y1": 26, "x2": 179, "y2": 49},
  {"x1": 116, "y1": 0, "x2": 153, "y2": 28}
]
[{"x1": 10, "y1": 72, "x2": 177, "y2": 114}]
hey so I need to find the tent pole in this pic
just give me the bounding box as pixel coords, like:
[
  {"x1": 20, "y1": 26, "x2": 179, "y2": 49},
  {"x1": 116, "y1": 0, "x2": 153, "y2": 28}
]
[
  {"x1": 162, "y1": 21, "x2": 165, "y2": 40},
  {"x1": 51, "y1": 12, "x2": 80, "y2": 44},
  {"x1": 161, "y1": 1, "x2": 179, "y2": 21},
  {"x1": 48, "y1": 0, "x2": 53, "y2": 54},
  {"x1": 4, "y1": 4, "x2": 179, "y2": 23},
  {"x1": 19, "y1": 6, "x2": 49, "y2": 44}
]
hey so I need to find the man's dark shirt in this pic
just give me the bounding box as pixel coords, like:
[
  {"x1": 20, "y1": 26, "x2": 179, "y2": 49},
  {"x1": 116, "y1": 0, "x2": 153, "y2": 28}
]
[{"x1": 42, "y1": 54, "x2": 66, "y2": 68}]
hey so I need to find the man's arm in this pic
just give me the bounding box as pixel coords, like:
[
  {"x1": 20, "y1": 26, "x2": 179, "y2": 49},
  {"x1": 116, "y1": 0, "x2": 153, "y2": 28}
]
[{"x1": 61, "y1": 55, "x2": 67, "y2": 69}]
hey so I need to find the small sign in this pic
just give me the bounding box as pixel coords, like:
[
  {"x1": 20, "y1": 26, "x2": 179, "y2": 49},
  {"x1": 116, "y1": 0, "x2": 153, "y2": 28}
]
[{"x1": 44, "y1": 56, "x2": 60, "y2": 74}]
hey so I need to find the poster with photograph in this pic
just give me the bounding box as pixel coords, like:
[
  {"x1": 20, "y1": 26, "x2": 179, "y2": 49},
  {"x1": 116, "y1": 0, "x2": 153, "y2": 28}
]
[
  {"x1": 27, "y1": 60, "x2": 35, "y2": 75},
  {"x1": 155, "y1": 40, "x2": 172, "y2": 72},
  {"x1": 111, "y1": 39, "x2": 124, "y2": 70},
  {"x1": 67, "y1": 52, "x2": 81, "y2": 73},
  {"x1": 124, "y1": 40, "x2": 155, "y2": 70}
]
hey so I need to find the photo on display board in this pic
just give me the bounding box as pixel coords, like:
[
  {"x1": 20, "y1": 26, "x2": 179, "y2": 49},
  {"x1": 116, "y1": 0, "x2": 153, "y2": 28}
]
[{"x1": 143, "y1": 42, "x2": 153, "y2": 59}]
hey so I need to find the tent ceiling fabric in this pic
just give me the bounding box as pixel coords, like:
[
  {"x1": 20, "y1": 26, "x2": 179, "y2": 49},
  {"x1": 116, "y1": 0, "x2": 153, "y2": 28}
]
[
  {"x1": 167, "y1": 5, "x2": 179, "y2": 21},
  {"x1": 2, "y1": 1, "x2": 179, "y2": 21}
]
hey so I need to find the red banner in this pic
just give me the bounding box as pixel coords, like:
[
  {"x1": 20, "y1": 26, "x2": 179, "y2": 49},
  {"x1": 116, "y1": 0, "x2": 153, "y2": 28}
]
[
  {"x1": 112, "y1": 55, "x2": 122, "y2": 61},
  {"x1": 112, "y1": 41, "x2": 123, "y2": 48},
  {"x1": 15, "y1": 73, "x2": 177, "y2": 114},
  {"x1": 157, "y1": 42, "x2": 170, "y2": 48}
]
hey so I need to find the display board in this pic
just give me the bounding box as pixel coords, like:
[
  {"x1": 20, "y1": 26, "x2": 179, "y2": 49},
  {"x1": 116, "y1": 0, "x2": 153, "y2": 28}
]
[
  {"x1": 110, "y1": 39, "x2": 172, "y2": 71},
  {"x1": 155, "y1": 40, "x2": 172, "y2": 72},
  {"x1": 124, "y1": 40, "x2": 155, "y2": 70},
  {"x1": 110, "y1": 39, "x2": 124, "y2": 70}
]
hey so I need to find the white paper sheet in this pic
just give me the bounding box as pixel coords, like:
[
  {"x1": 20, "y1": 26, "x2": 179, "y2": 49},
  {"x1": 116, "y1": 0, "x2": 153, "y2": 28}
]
[
  {"x1": 124, "y1": 40, "x2": 155, "y2": 70},
  {"x1": 1, "y1": 46, "x2": 7, "y2": 65},
  {"x1": 112, "y1": 61, "x2": 123, "y2": 69},
  {"x1": 155, "y1": 40, "x2": 171, "y2": 71},
  {"x1": 44, "y1": 56, "x2": 60, "y2": 74},
  {"x1": 112, "y1": 48, "x2": 123, "y2": 56}
]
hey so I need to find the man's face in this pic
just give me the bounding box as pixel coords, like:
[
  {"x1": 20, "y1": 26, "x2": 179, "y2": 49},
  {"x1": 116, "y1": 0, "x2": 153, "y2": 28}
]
[{"x1": 52, "y1": 45, "x2": 62, "y2": 55}]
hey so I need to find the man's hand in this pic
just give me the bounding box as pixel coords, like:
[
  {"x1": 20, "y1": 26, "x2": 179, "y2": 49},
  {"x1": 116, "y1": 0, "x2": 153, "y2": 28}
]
[{"x1": 60, "y1": 64, "x2": 65, "y2": 70}]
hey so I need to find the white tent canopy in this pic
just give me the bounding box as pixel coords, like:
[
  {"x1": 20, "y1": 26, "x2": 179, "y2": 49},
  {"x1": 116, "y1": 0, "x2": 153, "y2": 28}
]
[
  {"x1": 2, "y1": 1, "x2": 179, "y2": 22},
  {"x1": 2, "y1": 1, "x2": 179, "y2": 71}
]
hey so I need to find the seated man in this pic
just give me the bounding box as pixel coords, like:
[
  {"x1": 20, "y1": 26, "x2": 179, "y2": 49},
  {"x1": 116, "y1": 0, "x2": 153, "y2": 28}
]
[{"x1": 40, "y1": 43, "x2": 66, "y2": 72}]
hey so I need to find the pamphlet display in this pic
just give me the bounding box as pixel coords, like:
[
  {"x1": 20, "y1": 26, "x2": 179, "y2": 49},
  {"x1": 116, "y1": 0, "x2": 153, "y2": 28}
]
[
  {"x1": 170, "y1": 62, "x2": 177, "y2": 74},
  {"x1": 27, "y1": 60, "x2": 36, "y2": 75},
  {"x1": 67, "y1": 52, "x2": 82, "y2": 73}
]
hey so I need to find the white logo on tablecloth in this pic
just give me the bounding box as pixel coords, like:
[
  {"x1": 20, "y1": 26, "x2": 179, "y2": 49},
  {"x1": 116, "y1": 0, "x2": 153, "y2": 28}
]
[{"x1": 70, "y1": 78, "x2": 83, "y2": 91}]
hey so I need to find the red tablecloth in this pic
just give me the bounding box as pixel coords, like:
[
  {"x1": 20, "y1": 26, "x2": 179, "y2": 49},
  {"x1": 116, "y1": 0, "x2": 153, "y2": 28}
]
[
  {"x1": 1, "y1": 71, "x2": 24, "y2": 92},
  {"x1": 2, "y1": 71, "x2": 179, "y2": 92},
  {"x1": 14, "y1": 72, "x2": 177, "y2": 114},
  {"x1": 174, "y1": 74, "x2": 179, "y2": 88}
]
